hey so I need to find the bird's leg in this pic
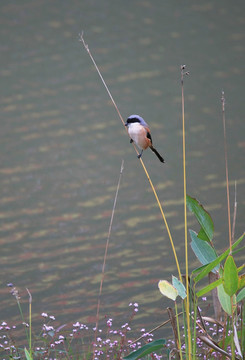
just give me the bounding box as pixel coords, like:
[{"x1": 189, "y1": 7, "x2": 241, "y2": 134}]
[{"x1": 137, "y1": 149, "x2": 143, "y2": 159}]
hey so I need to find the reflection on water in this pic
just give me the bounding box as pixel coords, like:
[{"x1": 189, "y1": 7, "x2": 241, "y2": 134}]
[{"x1": 0, "y1": 0, "x2": 244, "y2": 338}]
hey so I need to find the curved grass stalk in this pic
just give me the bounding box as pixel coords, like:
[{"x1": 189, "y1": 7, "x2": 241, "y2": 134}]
[
  {"x1": 138, "y1": 158, "x2": 182, "y2": 281},
  {"x1": 80, "y1": 34, "x2": 185, "y2": 360},
  {"x1": 79, "y1": 33, "x2": 182, "y2": 282}
]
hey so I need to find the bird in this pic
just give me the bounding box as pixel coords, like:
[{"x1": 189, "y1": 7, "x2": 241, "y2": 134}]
[{"x1": 125, "y1": 114, "x2": 164, "y2": 163}]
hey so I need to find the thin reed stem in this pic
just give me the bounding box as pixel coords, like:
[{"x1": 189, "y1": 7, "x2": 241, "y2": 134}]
[
  {"x1": 221, "y1": 91, "x2": 232, "y2": 253},
  {"x1": 26, "y1": 288, "x2": 32, "y2": 359},
  {"x1": 181, "y1": 65, "x2": 191, "y2": 360},
  {"x1": 182, "y1": 300, "x2": 188, "y2": 358},
  {"x1": 79, "y1": 32, "x2": 182, "y2": 282},
  {"x1": 80, "y1": 33, "x2": 125, "y2": 128},
  {"x1": 175, "y1": 302, "x2": 183, "y2": 360},
  {"x1": 15, "y1": 295, "x2": 29, "y2": 344},
  {"x1": 93, "y1": 160, "x2": 124, "y2": 359},
  {"x1": 232, "y1": 181, "x2": 237, "y2": 243},
  {"x1": 192, "y1": 291, "x2": 198, "y2": 360},
  {"x1": 167, "y1": 306, "x2": 181, "y2": 360}
]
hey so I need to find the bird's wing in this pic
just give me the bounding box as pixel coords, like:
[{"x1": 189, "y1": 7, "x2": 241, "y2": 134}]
[{"x1": 145, "y1": 127, "x2": 152, "y2": 144}]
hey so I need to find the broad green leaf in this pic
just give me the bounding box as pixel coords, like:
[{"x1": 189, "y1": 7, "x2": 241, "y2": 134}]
[
  {"x1": 172, "y1": 276, "x2": 187, "y2": 299},
  {"x1": 190, "y1": 230, "x2": 218, "y2": 271},
  {"x1": 194, "y1": 233, "x2": 244, "y2": 283},
  {"x1": 186, "y1": 195, "x2": 214, "y2": 242},
  {"x1": 196, "y1": 278, "x2": 223, "y2": 297},
  {"x1": 123, "y1": 339, "x2": 166, "y2": 360},
  {"x1": 217, "y1": 283, "x2": 236, "y2": 315},
  {"x1": 158, "y1": 280, "x2": 178, "y2": 301},
  {"x1": 237, "y1": 287, "x2": 245, "y2": 303},
  {"x1": 194, "y1": 252, "x2": 226, "y2": 284},
  {"x1": 223, "y1": 255, "x2": 238, "y2": 296}
]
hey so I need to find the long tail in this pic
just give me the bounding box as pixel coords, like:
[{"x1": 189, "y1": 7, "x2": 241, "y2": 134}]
[{"x1": 150, "y1": 146, "x2": 164, "y2": 163}]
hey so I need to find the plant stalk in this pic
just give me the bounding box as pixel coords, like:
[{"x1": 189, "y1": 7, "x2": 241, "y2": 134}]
[
  {"x1": 221, "y1": 91, "x2": 232, "y2": 253},
  {"x1": 181, "y1": 65, "x2": 191, "y2": 360},
  {"x1": 80, "y1": 33, "x2": 182, "y2": 281}
]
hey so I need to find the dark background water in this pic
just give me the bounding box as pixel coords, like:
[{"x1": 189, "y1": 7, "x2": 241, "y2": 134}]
[{"x1": 0, "y1": 0, "x2": 244, "y2": 341}]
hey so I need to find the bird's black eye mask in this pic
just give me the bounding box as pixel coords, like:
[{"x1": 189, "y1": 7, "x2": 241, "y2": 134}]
[{"x1": 126, "y1": 117, "x2": 141, "y2": 124}]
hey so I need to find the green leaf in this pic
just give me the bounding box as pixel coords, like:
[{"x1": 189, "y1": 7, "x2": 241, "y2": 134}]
[
  {"x1": 232, "y1": 245, "x2": 245, "y2": 256},
  {"x1": 172, "y1": 276, "x2": 186, "y2": 299},
  {"x1": 237, "y1": 287, "x2": 245, "y2": 303},
  {"x1": 217, "y1": 283, "x2": 236, "y2": 315},
  {"x1": 223, "y1": 255, "x2": 238, "y2": 296},
  {"x1": 158, "y1": 280, "x2": 178, "y2": 301},
  {"x1": 237, "y1": 264, "x2": 245, "y2": 273},
  {"x1": 123, "y1": 339, "x2": 166, "y2": 360},
  {"x1": 196, "y1": 278, "x2": 223, "y2": 297},
  {"x1": 194, "y1": 253, "x2": 225, "y2": 284},
  {"x1": 198, "y1": 227, "x2": 210, "y2": 241},
  {"x1": 192, "y1": 263, "x2": 211, "y2": 275},
  {"x1": 194, "y1": 233, "x2": 244, "y2": 283},
  {"x1": 24, "y1": 348, "x2": 32, "y2": 360},
  {"x1": 186, "y1": 195, "x2": 214, "y2": 242},
  {"x1": 190, "y1": 230, "x2": 218, "y2": 271}
]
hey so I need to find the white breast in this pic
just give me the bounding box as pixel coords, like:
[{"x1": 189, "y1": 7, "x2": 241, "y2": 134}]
[{"x1": 127, "y1": 123, "x2": 149, "y2": 150}]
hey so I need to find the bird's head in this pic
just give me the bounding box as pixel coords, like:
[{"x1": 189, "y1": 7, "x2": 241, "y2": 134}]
[{"x1": 125, "y1": 114, "x2": 148, "y2": 128}]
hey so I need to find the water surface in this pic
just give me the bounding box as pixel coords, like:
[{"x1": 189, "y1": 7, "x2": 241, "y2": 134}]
[{"x1": 0, "y1": 0, "x2": 244, "y2": 340}]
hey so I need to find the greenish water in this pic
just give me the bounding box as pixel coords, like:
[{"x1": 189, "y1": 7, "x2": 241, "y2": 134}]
[{"x1": 0, "y1": 0, "x2": 244, "y2": 339}]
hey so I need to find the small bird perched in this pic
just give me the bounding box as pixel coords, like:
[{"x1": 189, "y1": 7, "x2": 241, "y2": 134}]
[{"x1": 125, "y1": 114, "x2": 164, "y2": 163}]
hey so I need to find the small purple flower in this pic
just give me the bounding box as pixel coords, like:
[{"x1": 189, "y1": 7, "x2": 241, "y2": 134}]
[
  {"x1": 43, "y1": 324, "x2": 54, "y2": 332},
  {"x1": 73, "y1": 322, "x2": 80, "y2": 327},
  {"x1": 107, "y1": 318, "x2": 113, "y2": 327},
  {"x1": 121, "y1": 322, "x2": 128, "y2": 329}
]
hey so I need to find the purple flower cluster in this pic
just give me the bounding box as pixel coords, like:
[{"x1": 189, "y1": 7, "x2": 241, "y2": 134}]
[{"x1": 0, "y1": 296, "x2": 240, "y2": 359}]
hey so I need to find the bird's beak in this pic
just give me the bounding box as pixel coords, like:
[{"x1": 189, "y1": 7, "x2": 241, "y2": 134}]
[{"x1": 124, "y1": 122, "x2": 128, "y2": 126}]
